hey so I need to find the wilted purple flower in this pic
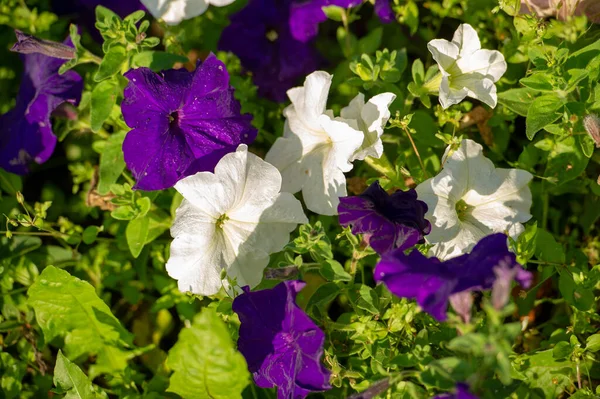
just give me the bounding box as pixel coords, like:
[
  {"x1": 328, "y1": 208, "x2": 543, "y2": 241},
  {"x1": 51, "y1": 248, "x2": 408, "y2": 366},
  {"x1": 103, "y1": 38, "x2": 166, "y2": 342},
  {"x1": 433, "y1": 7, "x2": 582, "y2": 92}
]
[
  {"x1": 449, "y1": 291, "x2": 473, "y2": 324},
  {"x1": 232, "y1": 281, "x2": 331, "y2": 399},
  {"x1": 121, "y1": 54, "x2": 257, "y2": 191},
  {"x1": 219, "y1": 0, "x2": 320, "y2": 102},
  {"x1": 433, "y1": 383, "x2": 479, "y2": 399},
  {"x1": 583, "y1": 114, "x2": 600, "y2": 148},
  {"x1": 338, "y1": 181, "x2": 431, "y2": 254},
  {"x1": 0, "y1": 37, "x2": 82, "y2": 175},
  {"x1": 290, "y1": 0, "x2": 394, "y2": 42},
  {"x1": 11, "y1": 30, "x2": 75, "y2": 59},
  {"x1": 374, "y1": 234, "x2": 532, "y2": 321}
]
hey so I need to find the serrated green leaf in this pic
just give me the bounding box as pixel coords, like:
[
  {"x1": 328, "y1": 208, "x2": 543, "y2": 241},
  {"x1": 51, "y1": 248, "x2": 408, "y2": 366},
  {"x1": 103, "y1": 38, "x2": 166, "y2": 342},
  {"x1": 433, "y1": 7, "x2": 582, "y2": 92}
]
[
  {"x1": 166, "y1": 309, "x2": 249, "y2": 399},
  {"x1": 53, "y1": 350, "x2": 99, "y2": 399},
  {"x1": 27, "y1": 266, "x2": 134, "y2": 377},
  {"x1": 91, "y1": 80, "x2": 118, "y2": 132},
  {"x1": 320, "y1": 259, "x2": 352, "y2": 282},
  {"x1": 498, "y1": 87, "x2": 539, "y2": 117}
]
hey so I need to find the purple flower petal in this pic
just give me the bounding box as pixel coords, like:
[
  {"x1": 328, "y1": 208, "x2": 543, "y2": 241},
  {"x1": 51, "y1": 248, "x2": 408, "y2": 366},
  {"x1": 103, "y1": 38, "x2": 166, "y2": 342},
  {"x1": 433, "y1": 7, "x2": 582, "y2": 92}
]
[
  {"x1": 374, "y1": 0, "x2": 394, "y2": 23},
  {"x1": 338, "y1": 181, "x2": 431, "y2": 254},
  {"x1": 219, "y1": 0, "x2": 320, "y2": 101},
  {"x1": 433, "y1": 383, "x2": 479, "y2": 399},
  {"x1": 121, "y1": 54, "x2": 257, "y2": 191},
  {"x1": 374, "y1": 233, "x2": 531, "y2": 321},
  {"x1": 0, "y1": 37, "x2": 82, "y2": 174},
  {"x1": 233, "y1": 281, "x2": 331, "y2": 399}
]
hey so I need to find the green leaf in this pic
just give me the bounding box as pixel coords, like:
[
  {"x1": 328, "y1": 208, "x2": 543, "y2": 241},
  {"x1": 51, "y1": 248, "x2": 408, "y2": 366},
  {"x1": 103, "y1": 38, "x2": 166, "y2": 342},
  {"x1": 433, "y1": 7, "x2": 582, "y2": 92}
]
[
  {"x1": 0, "y1": 169, "x2": 22, "y2": 196},
  {"x1": 498, "y1": 87, "x2": 539, "y2": 117},
  {"x1": 306, "y1": 283, "x2": 341, "y2": 317},
  {"x1": 543, "y1": 136, "x2": 589, "y2": 184},
  {"x1": 357, "y1": 27, "x2": 383, "y2": 55},
  {"x1": 27, "y1": 266, "x2": 134, "y2": 377},
  {"x1": 348, "y1": 284, "x2": 379, "y2": 315},
  {"x1": 166, "y1": 309, "x2": 249, "y2": 399},
  {"x1": 585, "y1": 334, "x2": 600, "y2": 352},
  {"x1": 91, "y1": 80, "x2": 118, "y2": 132},
  {"x1": 515, "y1": 350, "x2": 573, "y2": 397},
  {"x1": 551, "y1": 341, "x2": 572, "y2": 359},
  {"x1": 411, "y1": 59, "x2": 424, "y2": 85},
  {"x1": 322, "y1": 5, "x2": 345, "y2": 21},
  {"x1": 82, "y1": 226, "x2": 103, "y2": 245},
  {"x1": 53, "y1": 350, "x2": 99, "y2": 399},
  {"x1": 98, "y1": 131, "x2": 127, "y2": 195},
  {"x1": 525, "y1": 95, "x2": 565, "y2": 140},
  {"x1": 535, "y1": 229, "x2": 565, "y2": 264},
  {"x1": 320, "y1": 259, "x2": 352, "y2": 282},
  {"x1": 130, "y1": 51, "x2": 188, "y2": 71},
  {"x1": 126, "y1": 215, "x2": 150, "y2": 258},
  {"x1": 94, "y1": 45, "x2": 127, "y2": 82},
  {"x1": 519, "y1": 74, "x2": 554, "y2": 91}
]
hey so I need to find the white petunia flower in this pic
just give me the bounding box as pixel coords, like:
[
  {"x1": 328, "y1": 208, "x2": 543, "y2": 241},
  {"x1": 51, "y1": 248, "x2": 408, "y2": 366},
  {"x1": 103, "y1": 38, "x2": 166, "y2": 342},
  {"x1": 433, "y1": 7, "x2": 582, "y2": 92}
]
[
  {"x1": 425, "y1": 23, "x2": 507, "y2": 109},
  {"x1": 416, "y1": 139, "x2": 533, "y2": 260},
  {"x1": 341, "y1": 92, "x2": 397, "y2": 161},
  {"x1": 265, "y1": 71, "x2": 365, "y2": 216},
  {"x1": 141, "y1": 0, "x2": 235, "y2": 25},
  {"x1": 166, "y1": 144, "x2": 307, "y2": 296}
]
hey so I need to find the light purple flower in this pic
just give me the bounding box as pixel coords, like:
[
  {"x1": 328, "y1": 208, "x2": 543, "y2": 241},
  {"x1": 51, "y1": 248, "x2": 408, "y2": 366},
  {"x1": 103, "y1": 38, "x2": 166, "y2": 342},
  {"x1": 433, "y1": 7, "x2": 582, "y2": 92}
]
[
  {"x1": 232, "y1": 281, "x2": 331, "y2": 398},
  {"x1": 338, "y1": 181, "x2": 431, "y2": 254},
  {"x1": 290, "y1": 0, "x2": 393, "y2": 42},
  {"x1": 374, "y1": 233, "x2": 532, "y2": 321},
  {"x1": 433, "y1": 383, "x2": 479, "y2": 399},
  {"x1": 121, "y1": 54, "x2": 257, "y2": 191},
  {"x1": 0, "y1": 37, "x2": 82, "y2": 175}
]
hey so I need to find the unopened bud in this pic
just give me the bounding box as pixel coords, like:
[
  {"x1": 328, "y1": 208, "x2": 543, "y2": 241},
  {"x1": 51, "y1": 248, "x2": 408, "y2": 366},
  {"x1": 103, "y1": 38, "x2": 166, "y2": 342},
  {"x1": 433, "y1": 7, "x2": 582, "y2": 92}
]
[
  {"x1": 11, "y1": 30, "x2": 75, "y2": 60},
  {"x1": 583, "y1": 114, "x2": 600, "y2": 148},
  {"x1": 16, "y1": 191, "x2": 24, "y2": 205}
]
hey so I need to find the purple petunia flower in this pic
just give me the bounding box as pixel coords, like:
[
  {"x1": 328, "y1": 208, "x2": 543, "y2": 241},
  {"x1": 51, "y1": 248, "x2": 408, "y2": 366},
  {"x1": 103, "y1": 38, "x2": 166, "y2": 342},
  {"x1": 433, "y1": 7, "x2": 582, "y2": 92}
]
[
  {"x1": 232, "y1": 281, "x2": 331, "y2": 399},
  {"x1": 374, "y1": 233, "x2": 533, "y2": 321},
  {"x1": 338, "y1": 181, "x2": 431, "y2": 254},
  {"x1": 0, "y1": 36, "x2": 82, "y2": 175},
  {"x1": 289, "y1": 0, "x2": 394, "y2": 42},
  {"x1": 121, "y1": 54, "x2": 257, "y2": 191},
  {"x1": 433, "y1": 383, "x2": 479, "y2": 399},
  {"x1": 219, "y1": 0, "x2": 320, "y2": 102}
]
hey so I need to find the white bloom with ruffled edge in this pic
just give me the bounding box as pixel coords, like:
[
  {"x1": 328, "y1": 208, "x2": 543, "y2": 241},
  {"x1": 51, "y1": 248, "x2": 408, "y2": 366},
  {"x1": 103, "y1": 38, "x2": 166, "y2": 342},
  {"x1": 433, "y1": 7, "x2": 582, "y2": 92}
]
[
  {"x1": 416, "y1": 139, "x2": 533, "y2": 260},
  {"x1": 265, "y1": 71, "x2": 365, "y2": 216},
  {"x1": 141, "y1": 0, "x2": 235, "y2": 25},
  {"x1": 341, "y1": 92, "x2": 397, "y2": 161},
  {"x1": 166, "y1": 144, "x2": 308, "y2": 296},
  {"x1": 426, "y1": 23, "x2": 507, "y2": 109}
]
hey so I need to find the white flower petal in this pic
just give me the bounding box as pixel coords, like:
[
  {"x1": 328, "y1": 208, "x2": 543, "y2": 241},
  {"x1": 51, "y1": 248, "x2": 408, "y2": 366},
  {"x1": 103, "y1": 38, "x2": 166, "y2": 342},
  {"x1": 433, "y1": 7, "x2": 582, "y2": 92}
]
[
  {"x1": 174, "y1": 172, "x2": 228, "y2": 218},
  {"x1": 349, "y1": 92, "x2": 396, "y2": 161},
  {"x1": 453, "y1": 75, "x2": 498, "y2": 108},
  {"x1": 430, "y1": 221, "x2": 488, "y2": 260},
  {"x1": 439, "y1": 75, "x2": 468, "y2": 109},
  {"x1": 208, "y1": 0, "x2": 235, "y2": 5},
  {"x1": 455, "y1": 49, "x2": 507, "y2": 82},
  {"x1": 319, "y1": 115, "x2": 364, "y2": 172},
  {"x1": 427, "y1": 39, "x2": 459, "y2": 73},
  {"x1": 141, "y1": 0, "x2": 209, "y2": 25},
  {"x1": 265, "y1": 134, "x2": 308, "y2": 194},
  {"x1": 286, "y1": 71, "x2": 332, "y2": 130},
  {"x1": 452, "y1": 23, "x2": 481, "y2": 57},
  {"x1": 301, "y1": 147, "x2": 348, "y2": 216}
]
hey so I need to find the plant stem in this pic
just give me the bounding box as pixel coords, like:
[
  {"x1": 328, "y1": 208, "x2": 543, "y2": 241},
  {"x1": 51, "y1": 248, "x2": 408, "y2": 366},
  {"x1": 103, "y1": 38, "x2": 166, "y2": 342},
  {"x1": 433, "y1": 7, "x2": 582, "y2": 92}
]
[{"x1": 402, "y1": 126, "x2": 427, "y2": 177}]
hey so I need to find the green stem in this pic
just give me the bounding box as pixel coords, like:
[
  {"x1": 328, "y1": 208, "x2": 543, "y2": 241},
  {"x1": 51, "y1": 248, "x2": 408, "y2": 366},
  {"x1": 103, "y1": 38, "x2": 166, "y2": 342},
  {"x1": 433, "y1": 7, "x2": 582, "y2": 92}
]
[{"x1": 422, "y1": 71, "x2": 443, "y2": 94}]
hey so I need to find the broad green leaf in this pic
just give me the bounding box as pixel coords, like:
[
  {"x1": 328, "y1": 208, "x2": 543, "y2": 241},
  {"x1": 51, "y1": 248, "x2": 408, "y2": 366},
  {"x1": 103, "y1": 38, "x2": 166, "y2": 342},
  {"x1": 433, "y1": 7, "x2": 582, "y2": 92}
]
[
  {"x1": 91, "y1": 80, "x2": 118, "y2": 132},
  {"x1": 514, "y1": 350, "x2": 574, "y2": 397},
  {"x1": 306, "y1": 282, "x2": 341, "y2": 318},
  {"x1": 98, "y1": 131, "x2": 127, "y2": 195},
  {"x1": 551, "y1": 341, "x2": 572, "y2": 359},
  {"x1": 131, "y1": 51, "x2": 188, "y2": 71},
  {"x1": 357, "y1": 27, "x2": 383, "y2": 55},
  {"x1": 82, "y1": 226, "x2": 103, "y2": 245},
  {"x1": 126, "y1": 215, "x2": 150, "y2": 258},
  {"x1": 498, "y1": 87, "x2": 539, "y2": 117},
  {"x1": 525, "y1": 95, "x2": 565, "y2": 140},
  {"x1": 348, "y1": 284, "x2": 379, "y2": 315},
  {"x1": 53, "y1": 350, "x2": 99, "y2": 399},
  {"x1": 535, "y1": 229, "x2": 565, "y2": 264},
  {"x1": 145, "y1": 209, "x2": 171, "y2": 245},
  {"x1": 0, "y1": 169, "x2": 22, "y2": 195},
  {"x1": 94, "y1": 45, "x2": 127, "y2": 82},
  {"x1": 27, "y1": 266, "x2": 134, "y2": 377},
  {"x1": 585, "y1": 334, "x2": 600, "y2": 352},
  {"x1": 519, "y1": 73, "x2": 553, "y2": 91},
  {"x1": 411, "y1": 59, "x2": 424, "y2": 85},
  {"x1": 319, "y1": 259, "x2": 352, "y2": 282},
  {"x1": 543, "y1": 137, "x2": 589, "y2": 184},
  {"x1": 166, "y1": 309, "x2": 249, "y2": 399}
]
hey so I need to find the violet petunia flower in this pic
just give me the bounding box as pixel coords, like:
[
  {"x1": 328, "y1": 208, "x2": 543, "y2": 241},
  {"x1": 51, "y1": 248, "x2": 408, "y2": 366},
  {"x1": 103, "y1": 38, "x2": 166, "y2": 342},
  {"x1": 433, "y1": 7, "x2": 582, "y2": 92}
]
[
  {"x1": 232, "y1": 281, "x2": 331, "y2": 399},
  {"x1": 121, "y1": 53, "x2": 257, "y2": 191},
  {"x1": 433, "y1": 383, "x2": 479, "y2": 399},
  {"x1": 374, "y1": 233, "x2": 532, "y2": 321},
  {"x1": 290, "y1": 0, "x2": 394, "y2": 42},
  {"x1": 338, "y1": 181, "x2": 431, "y2": 254},
  {"x1": 0, "y1": 37, "x2": 82, "y2": 175},
  {"x1": 219, "y1": 0, "x2": 320, "y2": 102}
]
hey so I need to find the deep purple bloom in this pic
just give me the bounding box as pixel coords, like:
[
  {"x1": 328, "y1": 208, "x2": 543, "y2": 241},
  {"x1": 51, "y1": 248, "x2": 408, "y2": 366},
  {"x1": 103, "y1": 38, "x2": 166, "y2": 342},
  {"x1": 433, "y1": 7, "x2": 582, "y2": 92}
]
[
  {"x1": 374, "y1": 234, "x2": 533, "y2": 321},
  {"x1": 0, "y1": 37, "x2": 82, "y2": 175},
  {"x1": 338, "y1": 181, "x2": 431, "y2": 254},
  {"x1": 433, "y1": 383, "x2": 479, "y2": 399},
  {"x1": 232, "y1": 281, "x2": 331, "y2": 399},
  {"x1": 289, "y1": 0, "x2": 393, "y2": 42},
  {"x1": 219, "y1": 0, "x2": 320, "y2": 102},
  {"x1": 121, "y1": 54, "x2": 257, "y2": 191}
]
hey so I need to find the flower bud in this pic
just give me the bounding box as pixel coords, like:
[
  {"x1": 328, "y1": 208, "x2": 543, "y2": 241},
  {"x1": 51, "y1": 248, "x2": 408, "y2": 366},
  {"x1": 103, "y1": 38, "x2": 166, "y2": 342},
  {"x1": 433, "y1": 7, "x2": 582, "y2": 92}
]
[{"x1": 11, "y1": 30, "x2": 75, "y2": 60}]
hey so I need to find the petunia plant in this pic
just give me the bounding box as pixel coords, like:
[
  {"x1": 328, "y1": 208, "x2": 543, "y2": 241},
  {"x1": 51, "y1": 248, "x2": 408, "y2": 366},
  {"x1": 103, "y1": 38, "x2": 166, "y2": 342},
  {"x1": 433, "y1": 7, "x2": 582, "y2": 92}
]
[{"x1": 1, "y1": 1, "x2": 600, "y2": 399}]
